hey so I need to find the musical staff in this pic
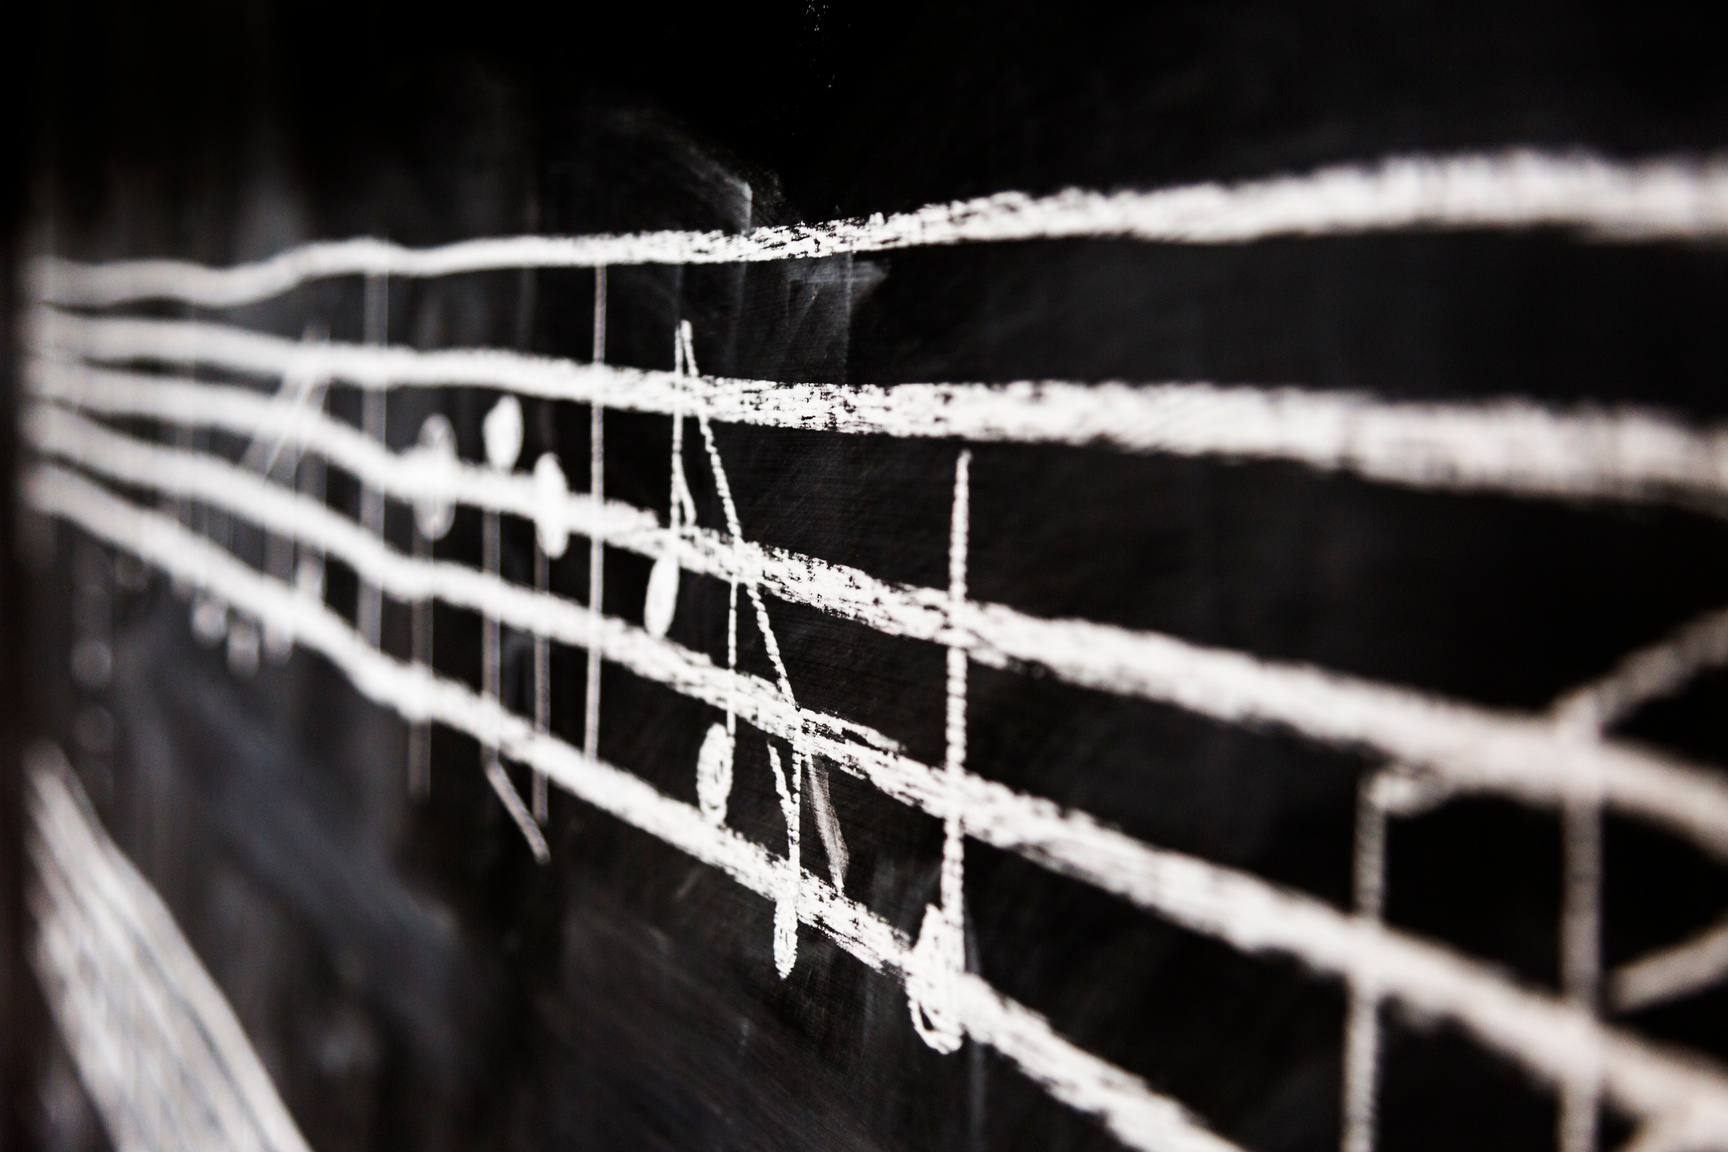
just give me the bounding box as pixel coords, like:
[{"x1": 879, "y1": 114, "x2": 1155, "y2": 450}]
[{"x1": 26, "y1": 149, "x2": 1728, "y2": 1152}]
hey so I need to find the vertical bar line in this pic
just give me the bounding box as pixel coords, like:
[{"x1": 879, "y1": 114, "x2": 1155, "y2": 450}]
[
  {"x1": 584, "y1": 267, "x2": 607, "y2": 765},
  {"x1": 358, "y1": 272, "x2": 387, "y2": 648},
  {"x1": 942, "y1": 450, "x2": 972, "y2": 925},
  {"x1": 297, "y1": 422, "x2": 327, "y2": 605},
  {"x1": 1342, "y1": 773, "x2": 1388, "y2": 1152},
  {"x1": 482, "y1": 505, "x2": 500, "y2": 780},
  {"x1": 518, "y1": 267, "x2": 549, "y2": 822},
  {"x1": 532, "y1": 545, "x2": 550, "y2": 822},
  {"x1": 409, "y1": 528, "x2": 432, "y2": 798},
  {"x1": 1561, "y1": 794, "x2": 1604, "y2": 1152}
]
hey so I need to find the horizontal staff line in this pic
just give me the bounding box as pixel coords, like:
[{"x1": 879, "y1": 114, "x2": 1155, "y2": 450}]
[
  {"x1": 29, "y1": 372, "x2": 1728, "y2": 860},
  {"x1": 30, "y1": 150, "x2": 1728, "y2": 307},
  {"x1": 31, "y1": 310, "x2": 1728, "y2": 506},
  {"x1": 25, "y1": 461, "x2": 1235, "y2": 1152},
  {"x1": 26, "y1": 417, "x2": 1728, "y2": 1121}
]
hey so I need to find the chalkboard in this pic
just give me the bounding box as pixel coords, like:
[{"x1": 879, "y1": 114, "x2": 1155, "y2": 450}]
[{"x1": 11, "y1": 3, "x2": 1728, "y2": 1152}]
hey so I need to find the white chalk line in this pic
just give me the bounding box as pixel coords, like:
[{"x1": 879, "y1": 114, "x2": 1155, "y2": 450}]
[
  {"x1": 37, "y1": 215, "x2": 1728, "y2": 1133},
  {"x1": 28, "y1": 743, "x2": 313, "y2": 1152},
  {"x1": 28, "y1": 431, "x2": 1728, "y2": 1134},
  {"x1": 29, "y1": 150, "x2": 1728, "y2": 307},
  {"x1": 358, "y1": 275, "x2": 388, "y2": 649},
  {"x1": 1553, "y1": 605, "x2": 1728, "y2": 736},
  {"x1": 1340, "y1": 773, "x2": 1389, "y2": 1152},
  {"x1": 32, "y1": 309, "x2": 1728, "y2": 507},
  {"x1": 27, "y1": 357, "x2": 670, "y2": 560},
  {"x1": 1559, "y1": 794, "x2": 1605, "y2": 1152},
  {"x1": 1614, "y1": 918, "x2": 1728, "y2": 1013},
  {"x1": 28, "y1": 382, "x2": 1728, "y2": 863},
  {"x1": 908, "y1": 448, "x2": 972, "y2": 1053},
  {"x1": 32, "y1": 806, "x2": 284, "y2": 1151},
  {"x1": 951, "y1": 598, "x2": 1728, "y2": 859},
  {"x1": 584, "y1": 268, "x2": 606, "y2": 775},
  {"x1": 32, "y1": 867, "x2": 231, "y2": 1151},
  {"x1": 1585, "y1": 586, "x2": 1728, "y2": 1021},
  {"x1": 26, "y1": 461, "x2": 1236, "y2": 1152}
]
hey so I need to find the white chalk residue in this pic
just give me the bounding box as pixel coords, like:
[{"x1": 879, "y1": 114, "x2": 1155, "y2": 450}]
[
  {"x1": 584, "y1": 269, "x2": 607, "y2": 777},
  {"x1": 30, "y1": 151, "x2": 1728, "y2": 307},
  {"x1": 31, "y1": 311, "x2": 1728, "y2": 506},
  {"x1": 27, "y1": 742, "x2": 314, "y2": 1152}
]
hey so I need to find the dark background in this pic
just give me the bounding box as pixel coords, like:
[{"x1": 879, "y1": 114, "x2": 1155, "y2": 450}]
[{"x1": 6, "y1": 2, "x2": 1728, "y2": 1151}]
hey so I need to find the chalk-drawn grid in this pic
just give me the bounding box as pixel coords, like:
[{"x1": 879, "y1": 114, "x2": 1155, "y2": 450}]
[{"x1": 23, "y1": 152, "x2": 1728, "y2": 1152}]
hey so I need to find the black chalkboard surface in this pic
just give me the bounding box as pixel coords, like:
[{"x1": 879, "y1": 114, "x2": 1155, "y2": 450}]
[{"x1": 12, "y1": 3, "x2": 1728, "y2": 1152}]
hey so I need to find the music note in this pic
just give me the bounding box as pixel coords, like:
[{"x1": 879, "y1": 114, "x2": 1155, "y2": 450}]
[
  {"x1": 408, "y1": 412, "x2": 457, "y2": 797},
  {"x1": 479, "y1": 395, "x2": 548, "y2": 861}
]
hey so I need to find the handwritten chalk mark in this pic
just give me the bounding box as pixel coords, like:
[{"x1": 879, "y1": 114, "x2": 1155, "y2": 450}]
[
  {"x1": 35, "y1": 393, "x2": 1728, "y2": 1129},
  {"x1": 246, "y1": 325, "x2": 330, "y2": 663},
  {"x1": 683, "y1": 323, "x2": 850, "y2": 897}
]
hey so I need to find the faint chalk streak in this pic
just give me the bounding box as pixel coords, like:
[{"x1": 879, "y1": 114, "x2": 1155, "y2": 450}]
[{"x1": 27, "y1": 742, "x2": 312, "y2": 1152}]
